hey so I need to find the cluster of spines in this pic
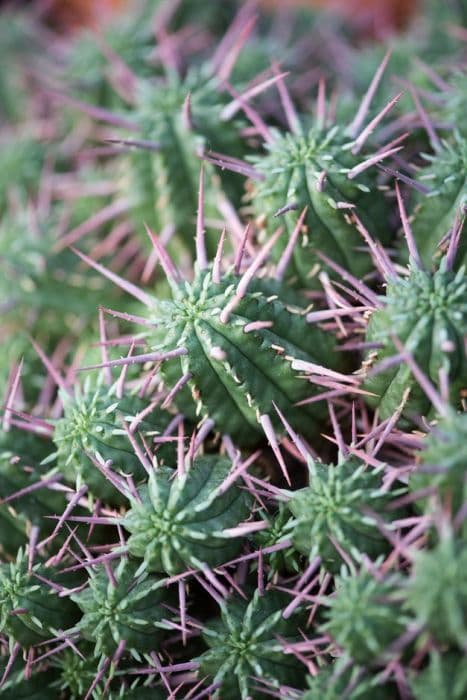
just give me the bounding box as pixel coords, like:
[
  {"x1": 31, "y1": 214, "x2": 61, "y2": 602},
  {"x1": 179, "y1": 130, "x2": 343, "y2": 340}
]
[{"x1": 1, "y1": 0, "x2": 466, "y2": 698}]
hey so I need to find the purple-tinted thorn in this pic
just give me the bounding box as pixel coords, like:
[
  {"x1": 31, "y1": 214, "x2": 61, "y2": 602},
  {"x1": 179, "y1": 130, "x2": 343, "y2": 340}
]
[
  {"x1": 27, "y1": 526, "x2": 39, "y2": 573},
  {"x1": 222, "y1": 520, "x2": 269, "y2": 538},
  {"x1": 45, "y1": 89, "x2": 138, "y2": 129},
  {"x1": 348, "y1": 50, "x2": 392, "y2": 138},
  {"x1": 348, "y1": 145, "x2": 403, "y2": 180},
  {"x1": 352, "y1": 91, "x2": 404, "y2": 155},
  {"x1": 105, "y1": 137, "x2": 161, "y2": 152},
  {"x1": 200, "y1": 564, "x2": 229, "y2": 597},
  {"x1": 291, "y1": 359, "x2": 359, "y2": 384},
  {"x1": 98, "y1": 308, "x2": 112, "y2": 386},
  {"x1": 243, "y1": 320, "x2": 273, "y2": 333},
  {"x1": 1, "y1": 473, "x2": 62, "y2": 507},
  {"x1": 79, "y1": 346, "x2": 187, "y2": 371},
  {"x1": 190, "y1": 682, "x2": 223, "y2": 700},
  {"x1": 315, "y1": 251, "x2": 381, "y2": 306},
  {"x1": 161, "y1": 373, "x2": 192, "y2": 410},
  {"x1": 212, "y1": 228, "x2": 226, "y2": 284},
  {"x1": 201, "y1": 150, "x2": 263, "y2": 180},
  {"x1": 352, "y1": 213, "x2": 398, "y2": 279},
  {"x1": 259, "y1": 414, "x2": 291, "y2": 486},
  {"x1": 123, "y1": 424, "x2": 153, "y2": 476},
  {"x1": 3, "y1": 359, "x2": 23, "y2": 431},
  {"x1": 31, "y1": 338, "x2": 71, "y2": 395},
  {"x1": 71, "y1": 246, "x2": 153, "y2": 307},
  {"x1": 210, "y1": 0, "x2": 256, "y2": 76},
  {"x1": 275, "y1": 206, "x2": 308, "y2": 281},
  {"x1": 116, "y1": 342, "x2": 134, "y2": 399},
  {"x1": 144, "y1": 224, "x2": 182, "y2": 285},
  {"x1": 392, "y1": 336, "x2": 448, "y2": 417},
  {"x1": 348, "y1": 446, "x2": 384, "y2": 469},
  {"x1": 221, "y1": 70, "x2": 289, "y2": 121},
  {"x1": 257, "y1": 548, "x2": 264, "y2": 596},
  {"x1": 224, "y1": 81, "x2": 274, "y2": 143},
  {"x1": 39, "y1": 486, "x2": 88, "y2": 550},
  {"x1": 45, "y1": 527, "x2": 78, "y2": 568},
  {"x1": 282, "y1": 557, "x2": 322, "y2": 619},
  {"x1": 377, "y1": 163, "x2": 431, "y2": 194},
  {"x1": 196, "y1": 166, "x2": 208, "y2": 270},
  {"x1": 84, "y1": 656, "x2": 111, "y2": 700},
  {"x1": 395, "y1": 181, "x2": 423, "y2": 269},
  {"x1": 193, "y1": 418, "x2": 215, "y2": 455},
  {"x1": 273, "y1": 402, "x2": 310, "y2": 462},
  {"x1": 328, "y1": 401, "x2": 348, "y2": 457},
  {"x1": 371, "y1": 388, "x2": 410, "y2": 459},
  {"x1": 307, "y1": 305, "x2": 368, "y2": 323},
  {"x1": 177, "y1": 419, "x2": 186, "y2": 478},
  {"x1": 100, "y1": 306, "x2": 154, "y2": 328},
  {"x1": 178, "y1": 580, "x2": 188, "y2": 646},
  {"x1": 409, "y1": 86, "x2": 442, "y2": 152},
  {"x1": 445, "y1": 211, "x2": 465, "y2": 271},
  {"x1": 54, "y1": 198, "x2": 130, "y2": 252},
  {"x1": 273, "y1": 61, "x2": 301, "y2": 135},
  {"x1": 234, "y1": 222, "x2": 252, "y2": 275},
  {"x1": 329, "y1": 535, "x2": 355, "y2": 570},
  {"x1": 217, "y1": 449, "x2": 260, "y2": 495},
  {"x1": 0, "y1": 643, "x2": 21, "y2": 688},
  {"x1": 182, "y1": 91, "x2": 194, "y2": 132},
  {"x1": 216, "y1": 13, "x2": 257, "y2": 84},
  {"x1": 193, "y1": 573, "x2": 224, "y2": 607},
  {"x1": 316, "y1": 77, "x2": 326, "y2": 128}
]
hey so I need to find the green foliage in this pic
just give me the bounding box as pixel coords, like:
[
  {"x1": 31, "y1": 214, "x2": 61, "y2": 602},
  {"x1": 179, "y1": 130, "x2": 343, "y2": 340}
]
[
  {"x1": 250, "y1": 123, "x2": 390, "y2": 288},
  {"x1": 123, "y1": 455, "x2": 251, "y2": 574},
  {"x1": 411, "y1": 135, "x2": 467, "y2": 267},
  {"x1": 410, "y1": 411, "x2": 467, "y2": 514},
  {"x1": 302, "y1": 665, "x2": 396, "y2": 700},
  {"x1": 363, "y1": 259, "x2": 467, "y2": 420},
  {"x1": 53, "y1": 374, "x2": 173, "y2": 503},
  {"x1": 72, "y1": 558, "x2": 169, "y2": 656},
  {"x1": 407, "y1": 535, "x2": 467, "y2": 648},
  {"x1": 322, "y1": 568, "x2": 408, "y2": 665},
  {"x1": 288, "y1": 457, "x2": 394, "y2": 573},
  {"x1": 410, "y1": 651, "x2": 467, "y2": 700},
  {"x1": 254, "y1": 503, "x2": 301, "y2": 575},
  {"x1": 198, "y1": 589, "x2": 308, "y2": 699},
  {"x1": 151, "y1": 267, "x2": 339, "y2": 446},
  {"x1": 0, "y1": 549, "x2": 80, "y2": 648}
]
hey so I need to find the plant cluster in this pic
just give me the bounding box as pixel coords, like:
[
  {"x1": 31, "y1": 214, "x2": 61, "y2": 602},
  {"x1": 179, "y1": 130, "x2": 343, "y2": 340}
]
[{"x1": 0, "y1": 0, "x2": 466, "y2": 697}]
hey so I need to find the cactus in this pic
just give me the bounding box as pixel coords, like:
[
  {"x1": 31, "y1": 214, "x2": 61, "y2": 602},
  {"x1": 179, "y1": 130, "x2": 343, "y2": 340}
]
[
  {"x1": 363, "y1": 258, "x2": 467, "y2": 421},
  {"x1": 198, "y1": 589, "x2": 308, "y2": 699},
  {"x1": 288, "y1": 457, "x2": 396, "y2": 573},
  {"x1": 72, "y1": 558, "x2": 169, "y2": 656},
  {"x1": 410, "y1": 411, "x2": 467, "y2": 514},
  {"x1": 147, "y1": 265, "x2": 339, "y2": 446},
  {"x1": 53, "y1": 374, "x2": 174, "y2": 504},
  {"x1": 322, "y1": 568, "x2": 408, "y2": 665},
  {"x1": 410, "y1": 650, "x2": 467, "y2": 700},
  {"x1": 302, "y1": 665, "x2": 397, "y2": 700},
  {"x1": 123, "y1": 455, "x2": 252, "y2": 574},
  {"x1": 406, "y1": 535, "x2": 467, "y2": 648},
  {"x1": 254, "y1": 503, "x2": 301, "y2": 576},
  {"x1": 0, "y1": 549, "x2": 80, "y2": 648},
  {"x1": 411, "y1": 134, "x2": 467, "y2": 267}
]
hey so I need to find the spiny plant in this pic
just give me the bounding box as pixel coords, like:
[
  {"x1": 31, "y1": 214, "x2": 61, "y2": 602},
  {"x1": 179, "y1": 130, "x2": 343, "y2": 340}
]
[
  {"x1": 410, "y1": 410, "x2": 467, "y2": 515},
  {"x1": 254, "y1": 502, "x2": 301, "y2": 576},
  {"x1": 52, "y1": 372, "x2": 175, "y2": 504},
  {"x1": 122, "y1": 454, "x2": 253, "y2": 574},
  {"x1": 0, "y1": 134, "x2": 46, "y2": 214},
  {"x1": 0, "y1": 548, "x2": 80, "y2": 649},
  {"x1": 301, "y1": 664, "x2": 397, "y2": 700},
  {"x1": 239, "y1": 60, "x2": 396, "y2": 288},
  {"x1": 409, "y1": 650, "x2": 467, "y2": 700},
  {"x1": 362, "y1": 248, "x2": 467, "y2": 421},
  {"x1": 74, "y1": 211, "x2": 342, "y2": 449},
  {"x1": 72, "y1": 557, "x2": 170, "y2": 656},
  {"x1": 287, "y1": 455, "x2": 398, "y2": 573},
  {"x1": 322, "y1": 566, "x2": 409, "y2": 666},
  {"x1": 410, "y1": 133, "x2": 467, "y2": 267},
  {"x1": 406, "y1": 533, "x2": 467, "y2": 649},
  {"x1": 198, "y1": 588, "x2": 308, "y2": 699}
]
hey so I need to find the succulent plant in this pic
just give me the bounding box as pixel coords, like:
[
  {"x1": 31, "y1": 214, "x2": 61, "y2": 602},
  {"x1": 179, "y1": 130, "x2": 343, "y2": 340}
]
[
  {"x1": 322, "y1": 568, "x2": 408, "y2": 666},
  {"x1": 0, "y1": 134, "x2": 45, "y2": 214},
  {"x1": 248, "y1": 88, "x2": 392, "y2": 288},
  {"x1": 0, "y1": 549, "x2": 80, "y2": 648},
  {"x1": 72, "y1": 558, "x2": 169, "y2": 656},
  {"x1": 0, "y1": 667, "x2": 58, "y2": 700},
  {"x1": 147, "y1": 265, "x2": 339, "y2": 446},
  {"x1": 363, "y1": 258, "x2": 467, "y2": 421},
  {"x1": 288, "y1": 457, "x2": 395, "y2": 573},
  {"x1": 51, "y1": 643, "x2": 103, "y2": 700},
  {"x1": 198, "y1": 588, "x2": 308, "y2": 699},
  {"x1": 123, "y1": 455, "x2": 252, "y2": 574},
  {"x1": 301, "y1": 665, "x2": 396, "y2": 700},
  {"x1": 410, "y1": 411, "x2": 467, "y2": 514},
  {"x1": 406, "y1": 535, "x2": 467, "y2": 648},
  {"x1": 254, "y1": 503, "x2": 301, "y2": 575},
  {"x1": 53, "y1": 374, "x2": 173, "y2": 504},
  {"x1": 411, "y1": 134, "x2": 467, "y2": 267},
  {"x1": 410, "y1": 650, "x2": 467, "y2": 700}
]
